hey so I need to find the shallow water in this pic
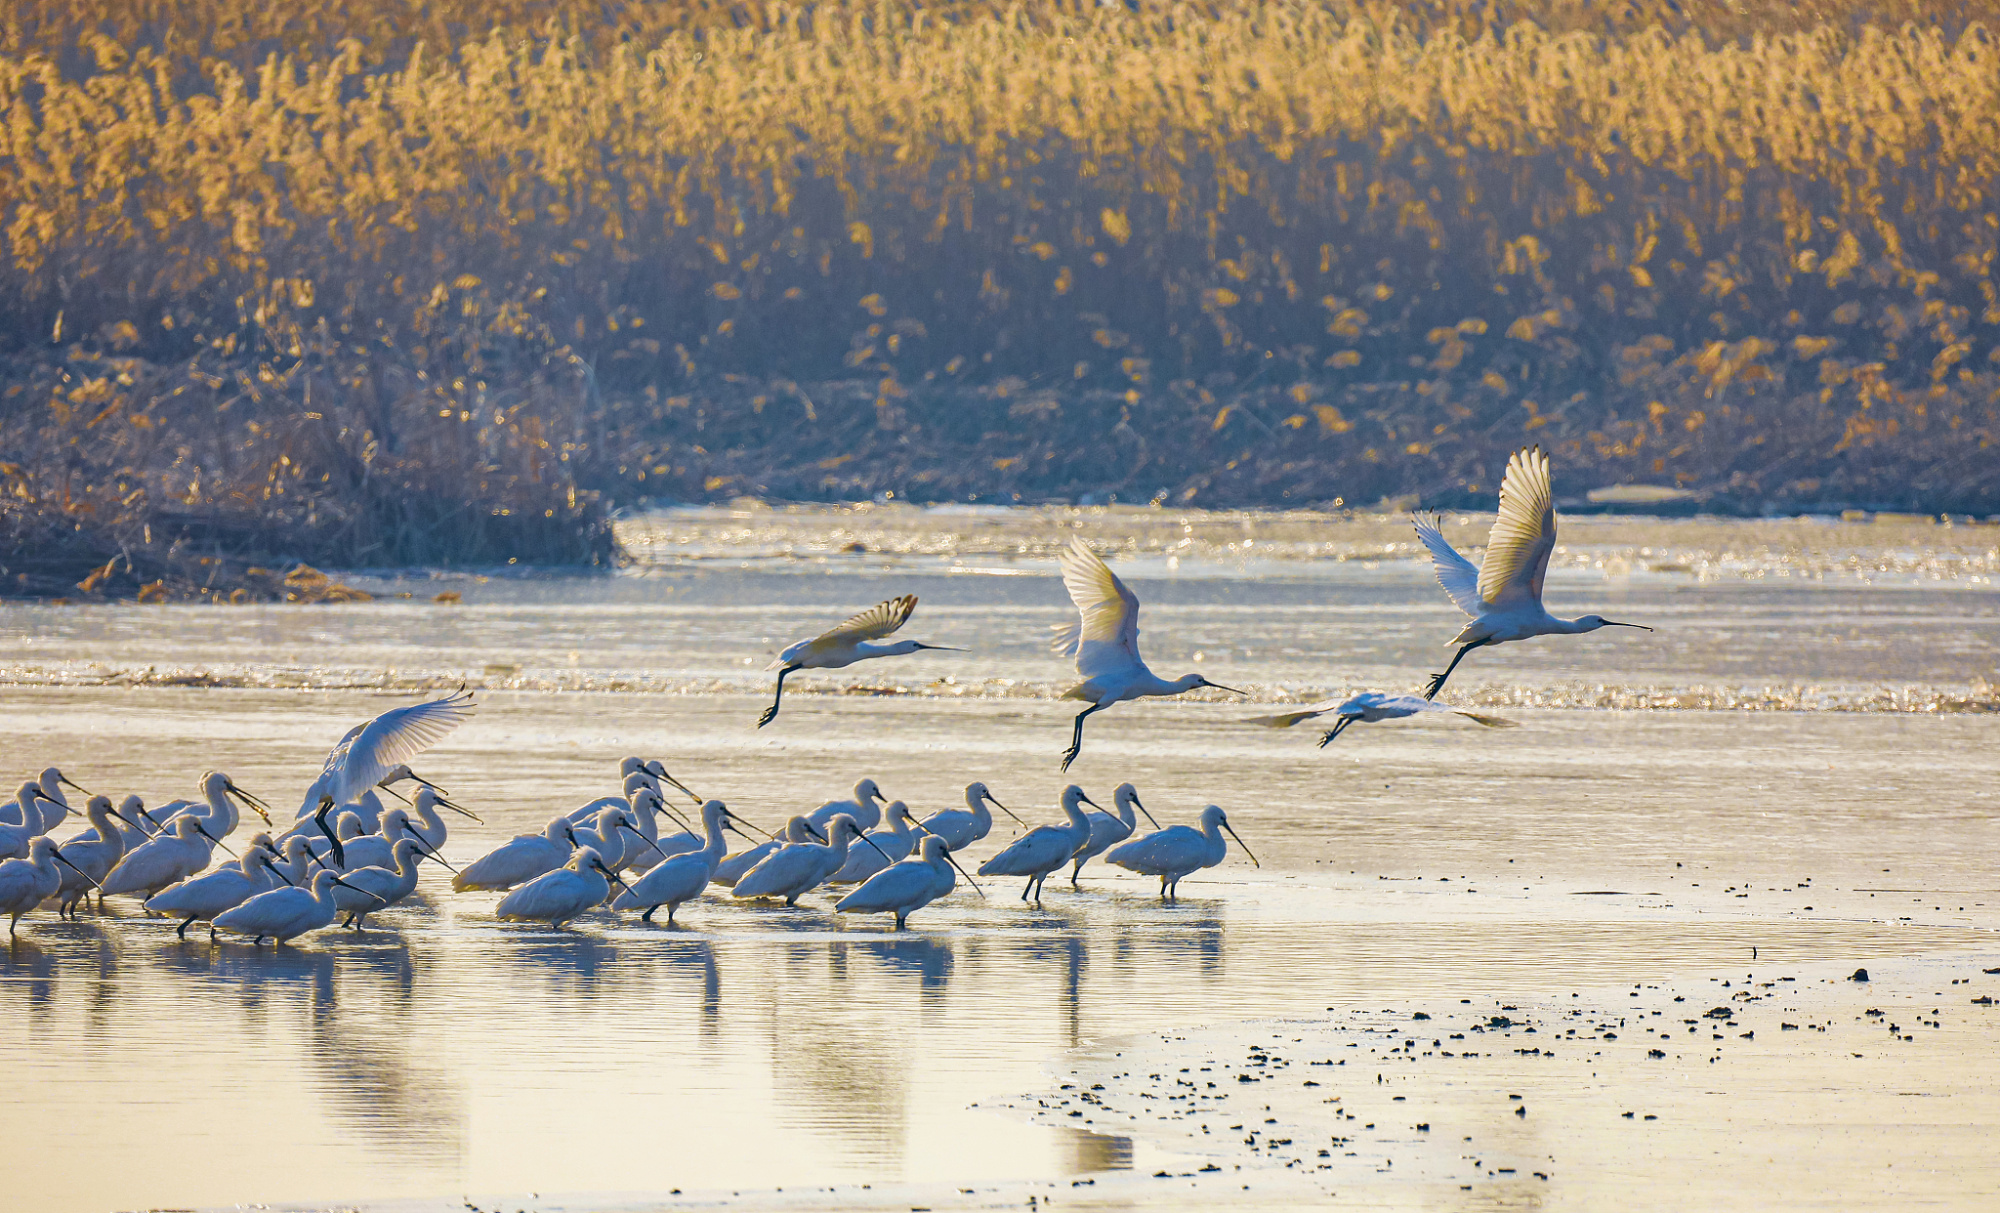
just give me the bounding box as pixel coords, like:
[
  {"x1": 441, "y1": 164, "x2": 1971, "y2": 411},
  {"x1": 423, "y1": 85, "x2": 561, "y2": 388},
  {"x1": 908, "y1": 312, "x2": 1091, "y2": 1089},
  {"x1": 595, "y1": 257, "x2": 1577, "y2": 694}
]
[{"x1": 2, "y1": 512, "x2": 1998, "y2": 1211}]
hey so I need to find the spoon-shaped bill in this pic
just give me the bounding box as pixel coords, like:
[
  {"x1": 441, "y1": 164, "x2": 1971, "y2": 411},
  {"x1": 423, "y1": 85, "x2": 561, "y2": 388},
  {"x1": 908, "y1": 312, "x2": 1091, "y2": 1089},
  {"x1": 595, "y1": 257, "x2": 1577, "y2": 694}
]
[
  {"x1": 1219, "y1": 819, "x2": 1259, "y2": 868},
  {"x1": 1129, "y1": 792, "x2": 1161, "y2": 830},
  {"x1": 413, "y1": 841, "x2": 459, "y2": 874},
  {"x1": 225, "y1": 779, "x2": 274, "y2": 825},
  {"x1": 983, "y1": 790, "x2": 1030, "y2": 830},
  {"x1": 1602, "y1": 620, "x2": 1653, "y2": 630},
  {"x1": 433, "y1": 794, "x2": 483, "y2": 823},
  {"x1": 194, "y1": 820, "x2": 241, "y2": 861},
  {"x1": 657, "y1": 769, "x2": 705, "y2": 806},
  {"x1": 619, "y1": 822, "x2": 674, "y2": 862},
  {"x1": 935, "y1": 842, "x2": 985, "y2": 899},
  {"x1": 1201, "y1": 681, "x2": 1249, "y2": 695},
  {"x1": 59, "y1": 773, "x2": 93, "y2": 795},
  {"x1": 49, "y1": 844, "x2": 101, "y2": 889}
]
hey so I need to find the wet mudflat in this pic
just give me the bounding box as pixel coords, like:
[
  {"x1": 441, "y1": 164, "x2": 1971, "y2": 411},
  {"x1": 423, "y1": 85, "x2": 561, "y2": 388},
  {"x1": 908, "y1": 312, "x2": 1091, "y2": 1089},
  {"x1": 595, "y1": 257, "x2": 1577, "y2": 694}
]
[{"x1": 1, "y1": 513, "x2": 1996, "y2": 1211}]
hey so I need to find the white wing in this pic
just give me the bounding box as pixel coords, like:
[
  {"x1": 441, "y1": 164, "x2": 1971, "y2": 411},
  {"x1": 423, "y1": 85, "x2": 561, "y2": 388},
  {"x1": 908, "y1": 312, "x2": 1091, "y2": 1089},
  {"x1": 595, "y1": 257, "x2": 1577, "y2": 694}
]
[
  {"x1": 1056, "y1": 537, "x2": 1142, "y2": 680},
  {"x1": 816, "y1": 595, "x2": 917, "y2": 646},
  {"x1": 1242, "y1": 700, "x2": 1342, "y2": 728},
  {"x1": 324, "y1": 690, "x2": 476, "y2": 804},
  {"x1": 1412, "y1": 514, "x2": 1482, "y2": 617},
  {"x1": 1477, "y1": 446, "x2": 1556, "y2": 609}
]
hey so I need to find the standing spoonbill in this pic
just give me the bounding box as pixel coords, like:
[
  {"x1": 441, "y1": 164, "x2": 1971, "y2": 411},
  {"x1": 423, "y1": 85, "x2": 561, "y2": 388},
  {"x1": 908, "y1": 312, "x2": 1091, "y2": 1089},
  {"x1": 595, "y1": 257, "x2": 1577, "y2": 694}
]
[
  {"x1": 836, "y1": 834, "x2": 984, "y2": 929},
  {"x1": 1247, "y1": 691, "x2": 1518, "y2": 744},
  {"x1": 710, "y1": 815, "x2": 823, "y2": 888},
  {"x1": 807, "y1": 778, "x2": 890, "y2": 833},
  {"x1": 732, "y1": 815, "x2": 889, "y2": 906},
  {"x1": 977, "y1": 785, "x2": 1100, "y2": 903},
  {"x1": 452, "y1": 815, "x2": 576, "y2": 892},
  {"x1": 1413, "y1": 446, "x2": 1652, "y2": 699},
  {"x1": 1050, "y1": 537, "x2": 1245, "y2": 771},
  {"x1": 55, "y1": 796, "x2": 137, "y2": 916},
  {"x1": 918, "y1": 782, "x2": 1028, "y2": 851},
  {"x1": 1105, "y1": 805, "x2": 1258, "y2": 900},
  {"x1": 495, "y1": 846, "x2": 632, "y2": 929},
  {"x1": 828, "y1": 800, "x2": 923, "y2": 884},
  {"x1": 333, "y1": 836, "x2": 450, "y2": 930},
  {"x1": 29, "y1": 768, "x2": 89, "y2": 830},
  {"x1": 0, "y1": 838, "x2": 97, "y2": 934},
  {"x1": 145, "y1": 847, "x2": 295, "y2": 938},
  {"x1": 758, "y1": 596, "x2": 963, "y2": 727},
  {"x1": 212, "y1": 868, "x2": 378, "y2": 945},
  {"x1": 100, "y1": 816, "x2": 232, "y2": 901},
  {"x1": 394, "y1": 784, "x2": 482, "y2": 852},
  {"x1": 1069, "y1": 782, "x2": 1160, "y2": 885},
  {"x1": 611, "y1": 800, "x2": 742, "y2": 924},
  {"x1": 296, "y1": 688, "x2": 476, "y2": 819},
  {"x1": 0, "y1": 785, "x2": 61, "y2": 859}
]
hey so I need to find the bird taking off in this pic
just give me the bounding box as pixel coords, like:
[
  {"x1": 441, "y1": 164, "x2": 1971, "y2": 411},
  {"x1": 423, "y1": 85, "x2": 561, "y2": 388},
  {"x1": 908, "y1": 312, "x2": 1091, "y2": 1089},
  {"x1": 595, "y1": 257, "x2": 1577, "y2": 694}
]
[
  {"x1": 1413, "y1": 446, "x2": 1652, "y2": 700},
  {"x1": 298, "y1": 688, "x2": 476, "y2": 816},
  {"x1": 758, "y1": 595, "x2": 962, "y2": 727},
  {"x1": 1246, "y1": 691, "x2": 1517, "y2": 745},
  {"x1": 1050, "y1": 537, "x2": 1243, "y2": 771}
]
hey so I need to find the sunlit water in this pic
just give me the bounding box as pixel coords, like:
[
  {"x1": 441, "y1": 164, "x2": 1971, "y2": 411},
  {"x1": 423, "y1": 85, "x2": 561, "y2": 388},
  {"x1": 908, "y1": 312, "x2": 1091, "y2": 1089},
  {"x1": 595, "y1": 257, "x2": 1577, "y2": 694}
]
[{"x1": 2, "y1": 511, "x2": 1998, "y2": 1211}]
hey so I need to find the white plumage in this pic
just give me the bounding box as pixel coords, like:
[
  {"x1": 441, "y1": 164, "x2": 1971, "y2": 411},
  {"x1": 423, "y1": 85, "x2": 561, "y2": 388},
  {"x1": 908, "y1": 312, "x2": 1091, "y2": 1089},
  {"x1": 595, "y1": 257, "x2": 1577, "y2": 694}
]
[
  {"x1": 1247, "y1": 690, "x2": 1518, "y2": 744},
  {"x1": 710, "y1": 815, "x2": 820, "y2": 888},
  {"x1": 917, "y1": 782, "x2": 1026, "y2": 851},
  {"x1": 977, "y1": 785, "x2": 1098, "y2": 903},
  {"x1": 213, "y1": 868, "x2": 363, "y2": 945},
  {"x1": 331, "y1": 836, "x2": 437, "y2": 929},
  {"x1": 54, "y1": 796, "x2": 133, "y2": 916},
  {"x1": 1413, "y1": 447, "x2": 1653, "y2": 699},
  {"x1": 100, "y1": 816, "x2": 223, "y2": 901},
  {"x1": 1105, "y1": 805, "x2": 1258, "y2": 900},
  {"x1": 145, "y1": 847, "x2": 292, "y2": 938},
  {"x1": 611, "y1": 800, "x2": 735, "y2": 924},
  {"x1": 806, "y1": 778, "x2": 890, "y2": 833},
  {"x1": 297, "y1": 689, "x2": 475, "y2": 816},
  {"x1": 452, "y1": 815, "x2": 575, "y2": 892},
  {"x1": 836, "y1": 834, "x2": 960, "y2": 929},
  {"x1": 733, "y1": 814, "x2": 882, "y2": 905},
  {"x1": 0, "y1": 838, "x2": 92, "y2": 934},
  {"x1": 758, "y1": 596, "x2": 962, "y2": 727},
  {"x1": 828, "y1": 800, "x2": 920, "y2": 884},
  {"x1": 495, "y1": 846, "x2": 626, "y2": 929},
  {"x1": 1068, "y1": 782, "x2": 1159, "y2": 884}
]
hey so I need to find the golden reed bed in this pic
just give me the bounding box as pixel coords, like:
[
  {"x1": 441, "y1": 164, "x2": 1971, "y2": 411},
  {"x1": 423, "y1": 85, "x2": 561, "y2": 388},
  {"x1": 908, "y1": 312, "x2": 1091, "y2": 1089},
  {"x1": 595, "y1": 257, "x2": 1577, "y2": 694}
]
[{"x1": 1, "y1": 1, "x2": 1998, "y2": 596}]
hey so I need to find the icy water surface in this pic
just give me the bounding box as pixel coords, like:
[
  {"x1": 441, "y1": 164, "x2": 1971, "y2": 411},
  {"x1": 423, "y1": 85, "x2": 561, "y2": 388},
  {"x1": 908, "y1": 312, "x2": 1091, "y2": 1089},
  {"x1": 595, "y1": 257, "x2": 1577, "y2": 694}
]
[{"x1": 2, "y1": 511, "x2": 1998, "y2": 1211}]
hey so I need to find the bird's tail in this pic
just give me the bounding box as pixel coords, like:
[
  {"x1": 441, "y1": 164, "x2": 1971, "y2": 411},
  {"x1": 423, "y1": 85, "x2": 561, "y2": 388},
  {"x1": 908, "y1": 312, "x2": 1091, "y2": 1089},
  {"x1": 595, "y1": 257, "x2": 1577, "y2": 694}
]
[{"x1": 1453, "y1": 711, "x2": 1519, "y2": 728}]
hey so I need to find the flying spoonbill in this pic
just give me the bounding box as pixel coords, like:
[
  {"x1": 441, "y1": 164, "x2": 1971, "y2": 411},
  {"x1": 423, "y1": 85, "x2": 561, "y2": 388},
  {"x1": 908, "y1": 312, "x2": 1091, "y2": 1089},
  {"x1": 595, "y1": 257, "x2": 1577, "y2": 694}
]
[
  {"x1": 1050, "y1": 537, "x2": 1244, "y2": 770},
  {"x1": 496, "y1": 846, "x2": 632, "y2": 929},
  {"x1": 977, "y1": 785, "x2": 1099, "y2": 903},
  {"x1": 836, "y1": 834, "x2": 983, "y2": 928},
  {"x1": 1414, "y1": 446, "x2": 1652, "y2": 699},
  {"x1": 758, "y1": 596, "x2": 962, "y2": 727},
  {"x1": 213, "y1": 868, "x2": 377, "y2": 945},
  {"x1": 918, "y1": 782, "x2": 1027, "y2": 851},
  {"x1": 0, "y1": 838, "x2": 96, "y2": 934},
  {"x1": 1105, "y1": 805, "x2": 1258, "y2": 900},
  {"x1": 1069, "y1": 782, "x2": 1159, "y2": 885},
  {"x1": 611, "y1": 800, "x2": 741, "y2": 924},
  {"x1": 296, "y1": 689, "x2": 475, "y2": 819},
  {"x1": 1247, "y1": 691, "x2": 1518, "y2": 744}
]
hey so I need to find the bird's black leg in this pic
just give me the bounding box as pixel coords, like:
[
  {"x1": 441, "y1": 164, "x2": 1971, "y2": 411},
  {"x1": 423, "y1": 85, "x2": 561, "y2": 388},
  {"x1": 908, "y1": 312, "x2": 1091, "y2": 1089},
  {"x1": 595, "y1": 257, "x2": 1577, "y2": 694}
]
[
  {"x1": 1060, "y1": 703, "x2": 1106, "y2": 772},
  {"x1": 176, "y1": 916, "x2": 194, "y2": 939},
  {"x1": 642, "y1": 904, "x2": 658, "y2": 923},
  {"x1": 1317, "y1": 715, "x2": 1356, "y2": 748},
  {"x1": 1424, "y1": 639, "x2": 1490, "y2": 700},
  {"x1": 757, "y1": 665, "x2": 800, "y2": 728}
]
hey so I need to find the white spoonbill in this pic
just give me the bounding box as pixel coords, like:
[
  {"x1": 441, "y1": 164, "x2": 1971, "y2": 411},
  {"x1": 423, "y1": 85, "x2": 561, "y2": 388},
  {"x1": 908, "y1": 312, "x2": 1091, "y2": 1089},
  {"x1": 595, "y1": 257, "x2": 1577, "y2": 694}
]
[
  {"x1": 55, "y1": 796, "x2": 137, "y2": 916},
  {"x1": 393, "y1": 784, "x2": 483, "y2": 851},
  {"x1": 452, "y1": 816, "x2": 576, "y2": 892},
  {"x1": 918, "y1": 782, "x2": 1028, "y2": 851},
  {"x1": 0, "y1": 785, "x2": 60, "y2": 859},
  {"x1": 297, "y1": 688, "x2": 475, "y2": 818},
  {"x1": 977, "y1": 785, "x2": 1099, "y2": 903},
  {"x1": 29, "y1": 767, "x2": 89, "y2": 830},
  {"x1": 711, "y1": 816, "x2": 822, "y2": 888},
  {"x1": 1050, "y1": 537, "x2": 1245, "y2": 771},
  {"x1": 0, "y1": 838, "x2": 96, "y2": 934},
  {"x1": 1413, "y1": 446, "x2": 1652, "y2": 699},
  {"x1": 807, "y1": 778, "x2": 890, "y2": 832},
  {"x1": 611, "y1": 800, "x2": 737, "y2": 924},
  {"x1": 1069, "y1": 782, "x2": 1160, "y2": 885},
  {"x1": 836, "y1": 834, "x2": 983, "y2": 929},
  {"x1": 1247, "y1": 691, "x2": 1518, "y2": 744},
  {"x1": 100, "y1": 816, "x2": 230, "y2": 901},
  {"x1": 213, "y1": 868, "x2": 376, "y2": 945},
  {"x1": 733, "y1": 815, "x2": 888, "y2": 906},
  {"x1": 495, "y1": 846, "x2": 631, "y2": 929},
  {"x1": 145, "y1": 848, "x2": 295, "y2": 938},
  {"x1": 828, "y1": 800, "x2": 922, "y2": 884},
  {"x1": 327, "y1": 807, "x2": 435, "y2": 873},
  {"x1": 303, "y1": 812, "x2": 369, "y2": 866},
  {"x1": 155, "y1": 771, "x2": 274, "y2": 840},
  {"x1": 1106, "y1": 805, "x2": 1258, "y2": 900},
  {"x1": 332, "y1": 836, "x2": 448, "y2": 930},
  {"x1": 758, "y1": 595, "x2": 963, "y2": 727}
]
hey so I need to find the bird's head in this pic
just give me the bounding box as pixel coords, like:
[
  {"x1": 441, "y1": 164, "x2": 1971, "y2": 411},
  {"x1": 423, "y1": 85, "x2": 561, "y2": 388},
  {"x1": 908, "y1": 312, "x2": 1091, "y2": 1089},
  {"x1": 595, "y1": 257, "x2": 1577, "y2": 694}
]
[
  {"x1": 1115, "y1": 782, "x2": 1160, "y2": 829},
  {"x1": 1177, "y1": 674, "x2": 1248, "y2": 696}
]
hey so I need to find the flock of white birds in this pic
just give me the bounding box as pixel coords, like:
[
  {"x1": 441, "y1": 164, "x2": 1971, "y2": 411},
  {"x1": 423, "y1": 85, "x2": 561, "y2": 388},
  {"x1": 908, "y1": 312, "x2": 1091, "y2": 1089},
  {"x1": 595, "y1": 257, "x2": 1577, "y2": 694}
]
[{"x1": 1, "y1": 446, "x2": 1644, "y2": 940}]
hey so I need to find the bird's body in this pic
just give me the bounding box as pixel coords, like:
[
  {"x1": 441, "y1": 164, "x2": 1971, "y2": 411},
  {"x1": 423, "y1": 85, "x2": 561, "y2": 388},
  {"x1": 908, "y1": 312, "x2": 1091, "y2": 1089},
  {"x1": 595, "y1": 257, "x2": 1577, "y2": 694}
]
[
  {"x1": 1247, "y1": 691, "x2": 1519, "y2": 744},
  {"x1": 733, "y1": 815, "x2": 875, "y2": 905},
  {"x1": 828, "y1": 800, "x2": 919, "y2": 884},
  {"x1": 0, "y1": 838, "x2": 92, "y2": 934},
  {"x1": 570, "y1": 806, "x2": 646, "y2": 872},
  {"x1": 452, "y1": 816, "x2": 574, "y2": 892},
  {"x1": 327, "y1": 807, "x2": 420, "y2": 873},
  {"x1": 153, "y1": 771, "x2": 272, "y2": 843},
  {"x1": 100, "y1": 816, "x2": 222, "y2": 901},
  {"x1": 399, "y1": 785, "x2": 480, "y2": 852},
  {"x1": 1105, "y1": 805, "x2": 1258, "y2": 900},
  {"x1": 145, "y1": 848, "x2": 291, "y2": 938},
  {"x1": 302, "y1": 812, "x2": 368, "y2": 865},
  {"x1": 758, "y1": 596, "x2": 961, "y2": 727},
  {"x1": 618, "y1": 790, "x2": 679, "y2": 872},
  {"x1": 977, "y1": 785, "x2": 1098, "y2": 903},
  {"x1": 836, "y1": 835, "x2": 959, "y2": 929},
  {"x1": 711, "y1": 816, "x2": 819, "y2": 887},
  {"x1": 331, "y1": 837, "x2": 433, "y2": 929},
  {"x1": 495, "y1": 847, "x2": 625, "y2": 929},
  {"x1": 1049, "y1": 538, "x2": 1243, "y2": 771},
  {"x1": 1413, "y1": 447, "x2": 1652, "y2": 699},
  {"x1": 806, "y1": 779, "x2": 889, "y2": 833},
  {"x1": 917, "y1": 782, "x2": 1025, "y2": 851},
  {"x1": 0, "y1": 784, "x2": 60, "y2": 860},
  {"x1": 1070, "y1": 782, "x2": 1158, "y2": 884},
  {"x1": 297, "y1": 689, "x2": 475, "y2": 818},
  {"x1": 30, "y1": 768, "x2": 82, "y2": 832},
  {"x1": 271, "y1": 835, "x2": 327, "y2": 886},
  {"x1": 54, "y1": 797, "x2": 132, "y2": 915},
  {"x1": 213, "y1": 868, "x2": 355, "y2": 945},
  {"x1": 612, "y1": 800, "x2": 734, "y2": 924}
]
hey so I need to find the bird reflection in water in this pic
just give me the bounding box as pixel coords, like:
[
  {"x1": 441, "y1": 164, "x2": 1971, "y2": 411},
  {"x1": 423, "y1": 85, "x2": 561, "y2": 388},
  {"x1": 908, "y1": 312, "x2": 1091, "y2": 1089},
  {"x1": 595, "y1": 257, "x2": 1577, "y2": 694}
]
[{"x1": 852, "y1": 934, "x2": 955, "y2": 1006}]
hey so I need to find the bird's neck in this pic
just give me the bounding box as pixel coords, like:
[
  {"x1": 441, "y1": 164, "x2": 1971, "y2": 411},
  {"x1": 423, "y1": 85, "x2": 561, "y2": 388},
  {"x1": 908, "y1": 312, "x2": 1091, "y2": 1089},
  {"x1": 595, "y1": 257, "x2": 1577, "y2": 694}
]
[{"x1": 1556, "y1": 615, "x2": 1598, "y2": 634}]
